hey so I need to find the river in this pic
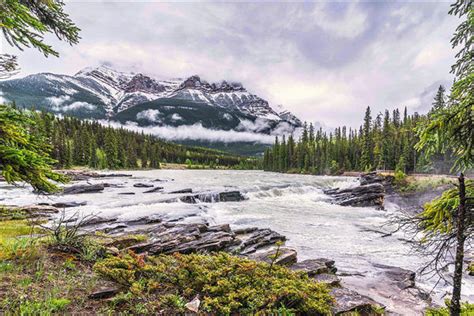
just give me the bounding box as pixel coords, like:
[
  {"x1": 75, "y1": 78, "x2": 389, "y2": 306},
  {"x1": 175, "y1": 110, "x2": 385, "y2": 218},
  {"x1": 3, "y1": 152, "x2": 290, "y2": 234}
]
[{"x1": 1, "y1": 169, "x2": 472, "y2": 310}]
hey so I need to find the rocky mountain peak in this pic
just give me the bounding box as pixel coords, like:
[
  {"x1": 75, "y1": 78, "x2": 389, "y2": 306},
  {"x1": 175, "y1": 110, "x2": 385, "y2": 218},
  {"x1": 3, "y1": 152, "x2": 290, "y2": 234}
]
[
  {"x1": 125, "y1": 74, "x2": 165, "y2": 94},
  {"x1": 75, "y1": 65, "x2": 135, "y2": 89},
  {"x1": 179, "y1": 75, "x2": 204, "y2": 89}
]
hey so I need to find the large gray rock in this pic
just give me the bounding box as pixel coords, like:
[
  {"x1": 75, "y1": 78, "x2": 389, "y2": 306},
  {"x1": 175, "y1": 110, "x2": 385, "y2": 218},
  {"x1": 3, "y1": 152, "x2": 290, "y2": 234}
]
[
  {"x1": 325, "y1": 175, "x2": 385, "y2": 209},
  {"x1": 290, "y1": 258, "x2": 337, "y2": 276},
  {"x1": 331, "y1": 287, "x2": 382, "y2": 314},
  {"x1": 133, "y1": 183, "x2": 154, "y2": 188},
  {"x1": 372, "y1": 263, "x2": 415, "y2": 290},
  {"x1": 62, "y1": 183, "x2": 105, "y2": 194},
  {"x1": 360, "y1": 172, "x2": 385, "y2": 186}
]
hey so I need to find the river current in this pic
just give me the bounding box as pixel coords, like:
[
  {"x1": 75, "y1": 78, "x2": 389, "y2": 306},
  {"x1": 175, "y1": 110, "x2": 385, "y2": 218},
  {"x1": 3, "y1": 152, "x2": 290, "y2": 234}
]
[{"x1": 1, "y1": 170, "x2": 472, "y2": 307}]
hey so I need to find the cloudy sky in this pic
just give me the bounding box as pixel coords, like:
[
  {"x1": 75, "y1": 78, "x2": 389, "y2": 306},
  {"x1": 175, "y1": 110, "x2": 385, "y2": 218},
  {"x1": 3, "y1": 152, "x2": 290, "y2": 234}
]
[{"x1": 1, "y1": 0, "x2": 458, "y2": 128}]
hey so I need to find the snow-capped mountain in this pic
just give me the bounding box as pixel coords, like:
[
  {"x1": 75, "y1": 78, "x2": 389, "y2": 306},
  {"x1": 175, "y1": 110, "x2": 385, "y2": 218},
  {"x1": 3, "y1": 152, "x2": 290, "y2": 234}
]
[{"x1": 0, "y1": 65, "x2": 302, "y2": 133}]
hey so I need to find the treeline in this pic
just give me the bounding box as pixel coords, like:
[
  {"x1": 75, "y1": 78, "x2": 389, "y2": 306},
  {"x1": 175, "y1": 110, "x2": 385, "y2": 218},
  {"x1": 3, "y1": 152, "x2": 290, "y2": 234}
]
[
  {"x1": 263, "y1": 86, "x2": 453, "y2": 175},
  {"x1": 20, "y1": 107, "x2": 258, "y2": 170}
]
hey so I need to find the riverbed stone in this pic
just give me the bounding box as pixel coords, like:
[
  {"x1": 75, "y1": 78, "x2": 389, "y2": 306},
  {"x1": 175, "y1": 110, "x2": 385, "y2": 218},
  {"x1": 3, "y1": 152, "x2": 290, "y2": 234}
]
[
  {"x1": 331, "y1": 287, "x2": 382, "y2": 314},
  {"x1": 313, "y1": 273, "x2": 340, "y2": 286},
  {"x1": 50, "y1": 201, "x2": 87, "y2": 208},
  {"x1": 133, "y1": 183, "x2": 154, "y2": 188},
  {"x1": 290, "y1": 258, "x2": 337, "y2": 276},
  {"x1": 170, "y1": 188, "x2": 193, "y2": 194},
  {"x1": 248, "y1": 247, "x2": 297, "y2": 266},
  {"x1": 325, "y1": 179, "x2": 385, "y2": 209},
  {"x1": 143, "y1": 186, "x2": 164, "y2": 193},
  {"x1": 88, "y1": 283, "x2": 122, "y2": 299},
  {"x1": 62, "y1": 183, "x2": 105, "y2": 194}
]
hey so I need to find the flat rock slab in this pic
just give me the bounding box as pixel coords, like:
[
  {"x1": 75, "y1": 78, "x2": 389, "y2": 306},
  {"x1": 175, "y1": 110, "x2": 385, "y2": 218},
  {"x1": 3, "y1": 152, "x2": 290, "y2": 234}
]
[
  {"x1": 62, "y1": 184, "x2": 105, "y2": 194},
  {"x1": 325, "y1": 173, "x2": 385, "y2": 209},
  {"x1": 248, "y1": 247, "x2": 297, "y2": 266},
  {"x1": 144, "y1": 187, "x2": 164, "y2": 193},
  {"x1": 313, "y1": 273, "x2": 341, "y2": 286},
  {"x1": 133, "y1": 183, "x2": 154, "y2": 188},
  {"x1": 88, "y1": 283, "x2": 122, "y2": 299},
  {"x1": 170, "y1": 188, "x2": 193, "y2": 194},
  {"x1": 340, "y1": 263, "x2": 430, "y2": 315},
  {"x1": 331, "y1": 287, "x2": 382, "y2": 314},
  {"x1": 290, "y1": 258, "x2": 337, "y2": 276},
  {"x1": 47, "y1": 201, "x2": 87, "y2": 208},
  {"x1": 19, "y1": 204, "x2": 60, "y2": 214},
  {"x1": 372, "y1": 263, "x2": 415, "y2": 290}
]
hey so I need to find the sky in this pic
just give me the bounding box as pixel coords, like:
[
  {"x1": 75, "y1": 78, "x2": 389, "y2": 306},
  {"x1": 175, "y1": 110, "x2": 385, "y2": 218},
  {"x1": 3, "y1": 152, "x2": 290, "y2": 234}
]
[{"x1": 1, "y1": 0, "x2": 459, "y2": 129}]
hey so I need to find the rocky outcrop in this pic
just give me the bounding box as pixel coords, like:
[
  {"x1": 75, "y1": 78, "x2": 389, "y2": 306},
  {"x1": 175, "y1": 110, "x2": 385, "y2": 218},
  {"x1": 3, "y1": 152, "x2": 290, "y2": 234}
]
[
  {"x1": 331, "y1": 287, "x2": 382, "y2": 314},
  {"x1": 341, "y1": 263, "x2": 431, "y2": 315},
  {"x1": 162, "y1": 191, "x2": 246, "y2": 204},
  {"x1": 325, "y1": 172, "x2": 385, "y2": 209}
]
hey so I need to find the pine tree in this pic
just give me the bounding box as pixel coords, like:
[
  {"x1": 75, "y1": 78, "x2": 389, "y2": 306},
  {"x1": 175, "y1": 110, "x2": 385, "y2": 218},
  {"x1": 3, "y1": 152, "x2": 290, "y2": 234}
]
[{"x1": 360, "y1": 106, "x2": 373, "y2": 171}]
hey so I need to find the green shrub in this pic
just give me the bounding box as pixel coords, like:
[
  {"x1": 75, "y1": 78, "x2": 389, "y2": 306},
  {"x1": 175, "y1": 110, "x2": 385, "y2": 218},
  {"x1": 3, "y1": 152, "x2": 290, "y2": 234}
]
[
  {"x1": 94, "y1": 251, "x2": 333, "y2": 314},
  {"x1": 393, "y1": 170, "x2": 408, "y2": 187},
  {"x1": 425, "y1": 301, "x2": 474, "y2": 315}
]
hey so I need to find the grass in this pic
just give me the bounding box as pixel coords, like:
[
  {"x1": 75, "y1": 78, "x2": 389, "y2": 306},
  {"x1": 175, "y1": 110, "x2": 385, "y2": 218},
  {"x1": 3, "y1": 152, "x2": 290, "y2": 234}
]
[
  {"x1": 0, "y1": 217, "x2": 100, "y2": 314},
  {"x1": 392, "y1": 173, "x2": 455, "y2": 193},
  {"x1": 425, "y1": 301, "x2": 474, "y2": 315}
]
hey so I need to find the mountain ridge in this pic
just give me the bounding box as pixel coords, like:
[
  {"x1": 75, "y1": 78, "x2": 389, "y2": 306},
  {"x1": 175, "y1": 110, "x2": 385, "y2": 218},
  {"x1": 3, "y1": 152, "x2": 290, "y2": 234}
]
[{"x1": 0, "y1": 65, "x2": 302, "y2": 136}]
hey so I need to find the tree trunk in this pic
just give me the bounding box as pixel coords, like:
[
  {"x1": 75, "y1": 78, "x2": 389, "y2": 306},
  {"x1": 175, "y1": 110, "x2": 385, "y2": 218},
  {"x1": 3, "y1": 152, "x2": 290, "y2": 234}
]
[{"x1": 450, "y1": 173, "x2": 466, "y2": 316}]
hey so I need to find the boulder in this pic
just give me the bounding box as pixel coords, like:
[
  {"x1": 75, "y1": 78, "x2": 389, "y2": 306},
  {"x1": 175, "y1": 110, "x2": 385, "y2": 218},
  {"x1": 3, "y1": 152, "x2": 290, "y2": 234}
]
[
  {"x1": 313, "y1": 273, "x2": 340, "y2": 286},
  {"x1": 51, "y1": 201, "x2": 87, "y2": 208},
  {"x1": 290, "y1": 258, "x2": 337, "y2": 276},
  {"x1": 133, "y1": 183, "x2": 154, "y2": 188},
  {"x1": 248, "y1": 247, "x2": 297, "y2": 266},
  {"x1": 170, "y1": 188, "x2": 193, "y2": 194},
  {"x1": 325, "y1": 180, "x2": 385, "y2": 209},
  {"x1": 207, "y1": 224, "x2": 231, "y2": 233},
  {"x1": 331, "y1": 287, "x2": 382, "y2": 314},
  {"x1": 144, "y1": 186, "x2": 164, "y2": 193},
  {"x1": 239, "y1": 228, "x2": 286, "y2": 254},
  {"x1": 234, "y1": 227, "x2": 259, "y2": 235},
  {"x1": 360, "y1": 172, "x2": 385, "y2": 185},
  {"x1": 62, "y1": 184, "x2": 105, "y2": 195},
  {"x1": 125, "y1": 216, "x2": 162, "y2": 226},
  {"x1": 88, "y1": 283, "x2": 122, "y2": 299},
  {"x1": 219, "y1": 191, "x2": 245, "y2": 202},
  {"x1": 372, "y1": 263, "x2": 415, "y2": 290},
  {"x1": 79, "y1": 216, "x2": 117, "y2": 227},
  {"x1": 19, "y1": 204, "x2": 60, "y2": 214}
]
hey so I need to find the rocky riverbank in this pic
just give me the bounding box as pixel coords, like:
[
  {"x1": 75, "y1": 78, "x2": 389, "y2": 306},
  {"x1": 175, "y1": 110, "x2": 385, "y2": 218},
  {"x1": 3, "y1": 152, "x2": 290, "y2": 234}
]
[{"x1": 1, "y1": 170, "x2": 444, "y2": 314}]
